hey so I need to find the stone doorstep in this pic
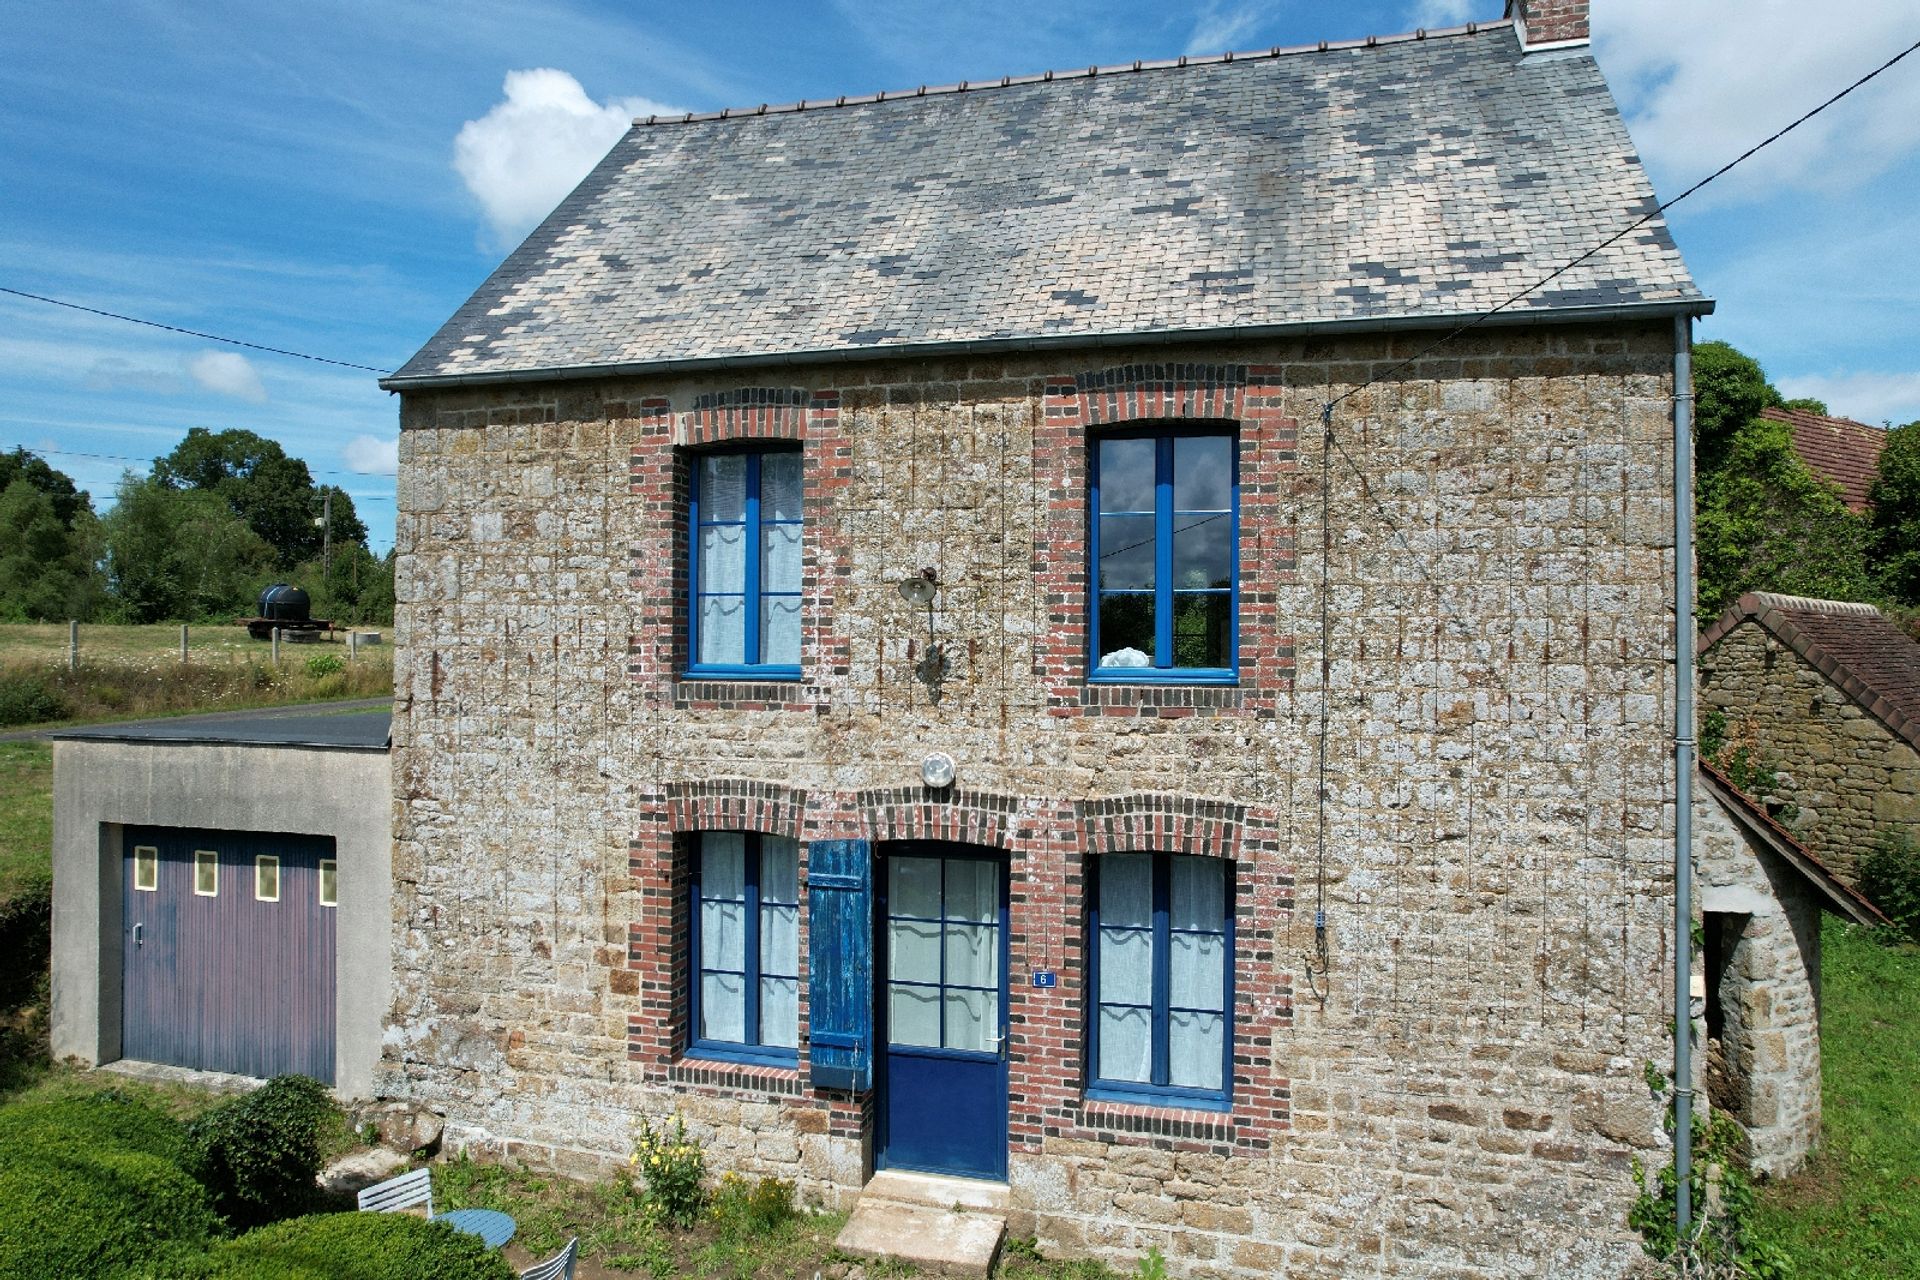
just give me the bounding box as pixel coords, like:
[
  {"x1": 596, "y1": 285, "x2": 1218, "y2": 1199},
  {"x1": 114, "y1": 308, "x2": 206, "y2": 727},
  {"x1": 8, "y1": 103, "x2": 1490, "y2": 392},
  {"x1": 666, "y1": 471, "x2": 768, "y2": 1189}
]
[{"x1": 834, "y1": 1172, "x2": 1009, "y2": 1279}]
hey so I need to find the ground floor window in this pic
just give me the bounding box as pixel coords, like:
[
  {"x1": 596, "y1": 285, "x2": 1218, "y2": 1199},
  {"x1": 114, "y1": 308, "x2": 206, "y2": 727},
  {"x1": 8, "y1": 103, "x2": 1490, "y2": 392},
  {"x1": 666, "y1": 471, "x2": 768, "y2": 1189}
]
[
  {"x1": 1089, "y1": 852, "x2": 1232, "y2": 1106},
  {"x1": 691, "y1": 832, "x2": 799, "y2": 1063}
]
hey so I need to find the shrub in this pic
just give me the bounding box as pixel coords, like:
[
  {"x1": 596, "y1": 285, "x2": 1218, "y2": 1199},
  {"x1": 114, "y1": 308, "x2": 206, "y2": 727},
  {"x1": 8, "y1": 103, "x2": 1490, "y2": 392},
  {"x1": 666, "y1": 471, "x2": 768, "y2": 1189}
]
[
  {"x1": 629, "y1": 1112, "x2": 707, "y2": 1227},
  {"x1": 304, "y1": 653, "x2": 344, "y2": 679},
  {"x1": 0, "y1": 1128, "x2": 218, "y2": 1278},
  {"x1": 153, "y1": 1211, "x2": 515, "y2": 1280},
  {"x1": 1861, "y1": 827, "x2": 1920, "y2": 944},
  {"x1": 711, "y1": 1170, "x2": 796, "y2": 1232},
  {"x1": 0, "y1": 673, "x2": 67, "y2": 726},
  {"x1": 186, "y1": 1075, "x2": 339, "y2": 1229},
  {"x1": 0, "y1": 1089, "x2": 192, "y2": 1164},
  {"x1": 0, "y1": 873, "x2": 52, "y2": 1009}
]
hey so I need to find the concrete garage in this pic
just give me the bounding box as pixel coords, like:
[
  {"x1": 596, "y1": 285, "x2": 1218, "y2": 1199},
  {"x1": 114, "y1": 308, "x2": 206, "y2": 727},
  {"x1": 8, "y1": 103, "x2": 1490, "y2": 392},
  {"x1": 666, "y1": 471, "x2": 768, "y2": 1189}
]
[{"x1": 49, "y1": 707, "x2": 391, "y2": 1096}]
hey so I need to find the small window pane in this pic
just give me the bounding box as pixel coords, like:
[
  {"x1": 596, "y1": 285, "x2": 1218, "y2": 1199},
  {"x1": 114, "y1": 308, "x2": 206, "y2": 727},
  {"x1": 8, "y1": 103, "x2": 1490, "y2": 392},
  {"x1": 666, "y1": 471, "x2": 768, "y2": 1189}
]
[
  {"x1": 1171, "y1": 593, "x2": 1231, "y2": 669},
  {"x1": 1170, "y1": 931, "x2": 1226, "y2": 1011},
  {"x1": 888, "y1": 983, "x2": 941, "y2": 1047},
  {"x1": 944, "y1": 922, "x2": 998, "y2": 990},
  {"x1": 1168, "y1": 1010, "x2": 1224, "y2": 1090},
  {"x1": 761, "y1": 451, "x2": 802, "y2": 521},
  {"x1": 1100, "y1": 855, "x2": 1153, "y2": 926},
  {"x1": 1097, "y1": 515, "x2": 1157, "y2": 589},
  {"x1": 944, "y1": 860, "x2": 996, "y2": 923},
  {"x1": 759, "y1": 837, "x2": 798, "y2": 904},
  {"x1": 698, "y1": 524, "x2": 746, "y2": 592},
  {"x1": 133, "y1": 846, "x2": 158, "y2": 893},
  {"x1": 1098, "y1": 437, "x2": 1156, "y2": 513},
  {"x1": 701, "y1": 973, "x2": 746, "y2": 1042},
  {"x1": 318, "y1": 859, "x2": 338, "y2": 908},
  {"x1": 760, "y1": 597, "x2": 801, "y2": 666},
  {"x1": 701, "y1": 836, "x2": 746, "y2": 896},
  {"x1": 1173, "y1": 436, "x2": 1232, "y2": 511},
  {"x1": 697, "y1": 597, "x2": 746, "y2": 665},
  {"x1": 701, "y1": 900, "x2": 746, "y2": 970},
  {"x1": 889, "y1": 857, "x2": 941, "y2": 920},
  {"x1": 254, "y1": 855, "x2": 280, "y2": 903},
  {"x1": 1099, "y1": 927, "x2": 1153, "y2": 1002},
  {"x1": 889, "y1": 920, "x2": 941, "y2": 984},
  {"x1": 193, "y1": 850, "x2": 218, "y2": 897},
  {"x1": 1098, "y1": 1005, "x2": 1153, "y2": 1083},
  {"x1": 759, "y1": 977, "x2": 798, "y2": 1047},
  {"x1": 944, "y1": 988, "x2": 997, "y2": 1052},
  {"x1": 699, "y1": 453, "x2": 747, "y2": 523},
  {"x1": 1172, "y1": 513, "x2": 1231, "y2": 589},
  {"x1": 759, "y1": 903, "x2": 797, "y2": 976},
  {"x1": 1096, "y1": 596, "x2": 1156, "y2": 669},
  {"x1": 1170, "y1": 857, "x2": 1225, "y2": 929},
  {"x1": 761, "y1": 521, "x2": 801, "y2": 592}
]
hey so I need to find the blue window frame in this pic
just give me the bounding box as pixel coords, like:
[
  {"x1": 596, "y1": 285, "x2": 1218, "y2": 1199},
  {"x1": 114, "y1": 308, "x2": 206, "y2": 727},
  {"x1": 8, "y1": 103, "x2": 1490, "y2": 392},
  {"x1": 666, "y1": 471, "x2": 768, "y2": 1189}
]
[
  {"x1": 1089, "y1": 430, "x2": 1238, "y2": 683},
  {"x1": 689, "y1": 449, "x2": 802, "y2": 678},
  {"x1": 1088, "y1": 852, "x2": 1233, "y2": 1108},
  {"x1": 690, "y1": 832, "x2": 800, "y2": 1065}
]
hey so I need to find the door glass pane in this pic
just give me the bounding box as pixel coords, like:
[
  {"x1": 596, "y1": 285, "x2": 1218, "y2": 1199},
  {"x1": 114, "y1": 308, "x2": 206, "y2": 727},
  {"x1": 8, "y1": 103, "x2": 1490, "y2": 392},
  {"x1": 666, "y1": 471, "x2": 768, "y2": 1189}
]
[
  {"x1": 1170, "y1": 930, "x2": 1225, "y2": 1011},
  {"x1": 254, "y1": 855, "x2": 280, "y2": 903},
  {"x1": 760, "y1": 903, "x2": 797, "y2": 976},
  {"x1": 889, "y1": 857, "x2": 941, "y2": 919},
  {"x1": 1098, "y1": 437, "x2": 1156, "y2": 513},
  {"x1": 944, "y1": 923, "x2": 998, "y2": 989},
  {"x1": 944, "y1": 860, "x2": 996, "y2": 923},
  {"x1": 1100, "y1": 855, "x2": 1152, "y2": 927},
  {"x1": 944, "y1": 988, "x2": 996, "y2": 1052},
  {"x1": 761, "y1": 451, "x2": 802, "y2": 520},
  {"x1": 1170, "y1": 592, "x2": 1230, "y2": 669},
  {"x1": 1172, "y1": 514, "x2": 1231, "y2": 590},
  {"x1": 317, "y1": 859, "x2": 337, "y2": 907},
  {"x1": 697, "y1": 596, "x2": 746, "y2": 665},
  {"x1": 760, "y1": 597, "x2": 801, "y2": 666},
  {"x1": 889, "y1": 920, "x2": 941, "y2": 983},
  {"x1": 1173, "y1": 436, "x2": 1232, "y2": 511},
  {"x1": 133, "y1": 846, "x2": 158, "y2": 892},
  {"x1": 760, "y1": 837, "x2": 798, "y2": 904},
  {"x1": 699, "y1": 453, "x2": 747, "y2": 522},
  {"x1": 1098, "y1": 1005, "x2": 1152, "y2": 1083},
  {"x1": 759, "y1": 977, "x2": 798, "y2": 1048},
  {"x1": 1099, "y1": 927, "x2": 1152, "y2": 1003},
  {"x1": 698, "y1": 523, "x2": 746, "y2": 592},
  {"x1": 1097, "y1": 515, "x2": 1156, "y2": 590},
  {"x1": 1170, "y1": 856, "x2": 1224, "y2": 929},
  {"x1": 701, "y1": 973, "x2": 746, "y2": 1042},
  {"x1": 701, "y1": 901, "x2": 746, "y2": 969},
  {"x1": 194, "y1": 850, "x2": 218, "y2": 897},
  {"x1": 1169, "y1": 1010, "x2": 1224, "y2": 1090},
  {"x1": 888, "y1": 983, "x2": 941, "y2": 1047},
  {"x1": 761, "y1": 521, "x2": 802, "y2": 593},
  {"x1": 1096, "y1": 595, "x2": 1156, "y2": 669}
]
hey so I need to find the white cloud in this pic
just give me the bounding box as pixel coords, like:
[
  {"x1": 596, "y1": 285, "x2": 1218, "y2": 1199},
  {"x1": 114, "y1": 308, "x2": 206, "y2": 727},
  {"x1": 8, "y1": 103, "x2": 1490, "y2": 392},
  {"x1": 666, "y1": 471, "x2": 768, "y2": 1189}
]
[
  {"x1": 1184, "y1": 3, "x2": 1264, "y2": 55},
  {"x1": 343, "y1": 434, "x2": 399, "y2": 475},
  {"x1": 1412, "y1": 0, "x2": 1479, "y2": 29},
  {"x1": 453, "y1": 69, "x2": 680, "y2": 244},
  {"x1": 85, "y1": 357, "x2": 183, "y2": 395},
  {"x1": 1595, "y1": 1, "x2": 1920, "y2": 208},
  {"x1": 1775, "y1": 371, "x2": 1920, "y2": 428},
  {"x1": 185, "y1": 351, "x2": 268, "y2": 403}
]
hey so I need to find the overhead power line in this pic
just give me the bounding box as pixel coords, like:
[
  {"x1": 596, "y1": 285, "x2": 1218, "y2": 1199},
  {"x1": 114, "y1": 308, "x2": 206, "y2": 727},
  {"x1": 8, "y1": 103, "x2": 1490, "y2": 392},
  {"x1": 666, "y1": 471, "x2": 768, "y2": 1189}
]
[
  {"x1": 13, "y1": 444, "x2": 396, "y2": 490},
  {"x1": 0, "y1": 285, "x2": 390, "y2": 374}
]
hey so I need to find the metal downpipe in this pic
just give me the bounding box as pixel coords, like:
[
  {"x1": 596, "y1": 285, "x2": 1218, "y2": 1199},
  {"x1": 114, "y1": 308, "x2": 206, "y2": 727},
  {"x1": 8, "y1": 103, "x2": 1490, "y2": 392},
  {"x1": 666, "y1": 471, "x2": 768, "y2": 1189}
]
[{"x1": 1672, "y1": 313, "x2": 1696, "y2": 1239}]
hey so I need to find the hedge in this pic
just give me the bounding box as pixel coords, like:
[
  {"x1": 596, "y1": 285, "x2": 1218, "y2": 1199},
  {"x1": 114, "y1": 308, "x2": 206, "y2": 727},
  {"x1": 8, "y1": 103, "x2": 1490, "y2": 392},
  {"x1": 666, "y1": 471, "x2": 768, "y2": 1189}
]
[
  {"x1": 163, "y1": 1211, "x2": 516, "y2": 1280},
  {"x1": 185, "y1": 1075, "x2": 337, "y2": 1229},
  {"x1": 0, "y1": 1143, "x2": 219, "y2": 1278}
]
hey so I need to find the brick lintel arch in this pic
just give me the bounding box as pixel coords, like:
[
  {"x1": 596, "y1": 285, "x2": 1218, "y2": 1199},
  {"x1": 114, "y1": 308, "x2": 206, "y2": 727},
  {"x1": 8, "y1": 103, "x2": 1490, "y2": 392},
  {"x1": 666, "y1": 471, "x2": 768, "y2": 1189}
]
[
  {"x1": 1078, "y1": 793, "x2": 1247, "y2": 860},
  {"x1": 665, "y1": 778, "x2": 809, "y2": 839},
  {"x1": 683, "y1": 387, "x2": 832, "y2": 447},
  {"x1": 856, "y1": 786, "x2": 1018, "y2": 849}
]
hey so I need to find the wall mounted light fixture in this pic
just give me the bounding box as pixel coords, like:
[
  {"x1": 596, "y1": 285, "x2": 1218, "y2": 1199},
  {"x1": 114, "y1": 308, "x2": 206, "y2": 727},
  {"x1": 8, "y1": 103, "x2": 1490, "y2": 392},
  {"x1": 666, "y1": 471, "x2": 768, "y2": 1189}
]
[{"x1": 897, "y1": 567, "x2": 951, "y2": 702}]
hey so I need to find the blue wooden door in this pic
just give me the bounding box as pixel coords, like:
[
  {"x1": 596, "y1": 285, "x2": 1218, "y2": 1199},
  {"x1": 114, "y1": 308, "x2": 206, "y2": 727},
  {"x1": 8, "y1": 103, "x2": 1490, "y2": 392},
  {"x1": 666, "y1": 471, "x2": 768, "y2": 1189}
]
[
  {"x1": 877, "y1": 845, "x2": 1008, "y2": 1180},
  {"x1": 122, "y1": 827, "x2": 337, "y2": 1083}
]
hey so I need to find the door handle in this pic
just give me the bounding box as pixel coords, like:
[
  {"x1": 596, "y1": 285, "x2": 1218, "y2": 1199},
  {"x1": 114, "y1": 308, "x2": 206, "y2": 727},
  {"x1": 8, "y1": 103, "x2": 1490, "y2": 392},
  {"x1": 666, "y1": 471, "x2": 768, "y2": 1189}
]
[{"x1": 132, "y1": 922, "x2": 144, "y2": 948}]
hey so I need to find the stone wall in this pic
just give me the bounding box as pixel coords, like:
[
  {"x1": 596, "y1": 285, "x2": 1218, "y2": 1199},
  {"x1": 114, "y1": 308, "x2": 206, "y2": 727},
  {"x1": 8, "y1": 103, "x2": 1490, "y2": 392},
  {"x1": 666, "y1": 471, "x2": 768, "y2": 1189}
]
[
  {"x1": 387, "y1": 322, "x2": 1681, "y2": 1278},
  {"x1": 1693, "y1": 788, "x2": 1825, "y2": 1178},
  {"x1": 1700, "y1": 620, "x2": 1920, "y2": 884}
]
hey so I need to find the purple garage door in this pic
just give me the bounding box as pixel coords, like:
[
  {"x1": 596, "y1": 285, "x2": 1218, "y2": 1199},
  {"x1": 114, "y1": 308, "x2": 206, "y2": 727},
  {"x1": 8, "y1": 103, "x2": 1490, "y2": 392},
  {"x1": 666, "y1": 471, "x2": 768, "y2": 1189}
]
[{"x1": 122, "y1": 827, "x2": 337, "y2": 1084}]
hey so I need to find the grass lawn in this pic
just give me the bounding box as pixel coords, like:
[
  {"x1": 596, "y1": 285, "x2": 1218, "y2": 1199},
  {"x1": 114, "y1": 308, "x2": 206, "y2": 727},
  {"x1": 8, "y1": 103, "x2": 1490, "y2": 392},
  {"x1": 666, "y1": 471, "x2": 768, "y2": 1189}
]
[
  {"x1": 0, "y1": 621, "x2": 388, "y2": 666},
  {"x1": 1755, "y1": 920, "x2": 1920, "y2": 1277},
  {"x1": 0, "y1": 742, "x2": 52, "y2": 899}
]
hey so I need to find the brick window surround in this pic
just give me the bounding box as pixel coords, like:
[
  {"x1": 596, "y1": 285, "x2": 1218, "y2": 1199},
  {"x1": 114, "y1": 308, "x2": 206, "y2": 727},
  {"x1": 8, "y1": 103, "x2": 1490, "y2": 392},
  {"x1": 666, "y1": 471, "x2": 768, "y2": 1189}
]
[{"x1": 1036, "y1": 364, "x2": 1298, "y2": 717}]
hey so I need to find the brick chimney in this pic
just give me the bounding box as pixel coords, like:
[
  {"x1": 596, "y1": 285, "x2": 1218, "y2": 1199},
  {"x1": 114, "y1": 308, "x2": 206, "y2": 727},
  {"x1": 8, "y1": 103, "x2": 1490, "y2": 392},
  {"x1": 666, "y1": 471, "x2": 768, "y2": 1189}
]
[{"x1": 1505, "y1": 0, "x2": 1589, "y2": 47}]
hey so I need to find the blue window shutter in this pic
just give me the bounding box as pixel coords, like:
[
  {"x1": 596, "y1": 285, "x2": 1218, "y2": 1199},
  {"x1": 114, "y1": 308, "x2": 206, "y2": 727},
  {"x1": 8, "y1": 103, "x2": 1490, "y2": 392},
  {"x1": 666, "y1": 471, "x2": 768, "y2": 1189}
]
[{"x1": 806, "y1": 839, "x2": 872, "y2": 1091}]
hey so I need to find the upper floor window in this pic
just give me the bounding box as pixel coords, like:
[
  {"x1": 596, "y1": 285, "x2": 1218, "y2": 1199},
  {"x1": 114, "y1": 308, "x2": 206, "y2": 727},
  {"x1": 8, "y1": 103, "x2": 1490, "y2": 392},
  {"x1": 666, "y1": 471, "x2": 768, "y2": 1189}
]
[
  {"x1": 1090, "y1": 430, "x2": 1237, "y2": 682},
  {"x1": 689, "y1": 449, "x2": 801, "y2": 678},
  {"x1": 691, "y1": 832, "x2": 800, "y2": 1064},
  {"x1": 1089, "y1": 852, "x2": 1232, "y2": 1108}
]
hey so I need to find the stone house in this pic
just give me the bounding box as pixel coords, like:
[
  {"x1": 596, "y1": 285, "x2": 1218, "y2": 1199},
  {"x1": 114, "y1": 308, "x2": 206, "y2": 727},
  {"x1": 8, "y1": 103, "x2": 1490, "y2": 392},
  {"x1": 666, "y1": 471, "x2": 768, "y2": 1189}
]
[
  {"x1": 1699, "y1": 591, "x2": 1920, "y2": 884},
  {"x1": 366, "y1": 2, "x2": 1783, "y2": 1275}
]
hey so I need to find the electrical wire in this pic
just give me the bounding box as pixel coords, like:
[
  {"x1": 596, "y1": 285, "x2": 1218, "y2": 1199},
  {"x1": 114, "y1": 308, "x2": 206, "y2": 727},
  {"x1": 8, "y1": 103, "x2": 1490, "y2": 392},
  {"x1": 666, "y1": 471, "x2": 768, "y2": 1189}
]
[
  {"x1": 0, "y1": 285, "x2": 391, "y2": 374},
  {"x1": 11, "y1": 444, "x2": 395, "y2": 488}
]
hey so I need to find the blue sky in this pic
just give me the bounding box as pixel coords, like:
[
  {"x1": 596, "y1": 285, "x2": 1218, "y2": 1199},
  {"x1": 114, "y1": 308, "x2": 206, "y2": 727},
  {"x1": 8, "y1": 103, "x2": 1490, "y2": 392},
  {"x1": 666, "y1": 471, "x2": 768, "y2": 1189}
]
[{"x1": 3, "y1": 0, "x2": 1917, "y2": 554}]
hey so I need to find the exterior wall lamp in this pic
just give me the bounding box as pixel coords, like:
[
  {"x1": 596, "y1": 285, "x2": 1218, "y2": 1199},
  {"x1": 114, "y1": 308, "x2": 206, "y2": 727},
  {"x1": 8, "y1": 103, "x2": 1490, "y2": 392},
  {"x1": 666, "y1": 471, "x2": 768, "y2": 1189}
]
[{"x1": 896, "y1": 567, "x2": 951, "y2": 702}]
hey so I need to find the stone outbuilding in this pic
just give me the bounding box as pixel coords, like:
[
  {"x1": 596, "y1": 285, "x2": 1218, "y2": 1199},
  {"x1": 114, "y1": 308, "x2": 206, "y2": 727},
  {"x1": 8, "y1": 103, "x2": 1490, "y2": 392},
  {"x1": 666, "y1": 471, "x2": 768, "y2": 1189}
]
[
  {"x1": 1761, "y1": 405, "x2": 1886, "y2": 514},
  {"x1": 1698, "y1": 591, "x2": 1920, "y2": 884},
  {"x1": 372, "y1": 2, "x2": 1736, "y2": 1276}
]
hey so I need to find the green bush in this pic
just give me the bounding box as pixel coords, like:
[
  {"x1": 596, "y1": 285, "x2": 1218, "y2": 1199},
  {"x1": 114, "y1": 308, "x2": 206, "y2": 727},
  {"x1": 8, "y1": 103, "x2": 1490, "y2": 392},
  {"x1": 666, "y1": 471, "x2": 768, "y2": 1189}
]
[
  {"x1": 186, "y1": 1075, "x2": 339, "y2": 1229},
  {"x1": 0, "y1": 1134, "x2": 218, "y2": 1278},
  {"x1": 711, "y1": 1169, "x2": 796, "y2": 1232},
  {"x1": 629, "y1": 1112, "x2": 707, "y2": 1227},
  {"x1": 0, "y1": 873, "x2": 52, "y2": 1009},
  {"x1": 169, "y1": 1211, "x2": 515, "y2": 1280},
  {"x1": 0, "y1": 673, "x2": 67, "y2": 726},
  {"x1": 1862, "y1": 826, "x2": 1920, "y2": 944},
  {"x1": 0, "y1": 1089, "x2": 192, "y2": 1165},
  {"x1": 303, "y1": 653, "x2": 343, "y2": 679}
]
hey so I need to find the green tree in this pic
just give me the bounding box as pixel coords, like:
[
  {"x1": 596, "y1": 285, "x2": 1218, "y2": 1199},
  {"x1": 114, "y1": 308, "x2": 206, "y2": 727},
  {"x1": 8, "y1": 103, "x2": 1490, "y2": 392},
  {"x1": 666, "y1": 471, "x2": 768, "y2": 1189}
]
[
  {"x1": 1868, "y1": 420, "x2": 1920, "y2": 605},
  {"x1": 0, "y1": 479, "x2": 105, "y2": 621},
  {"x1": 151, "y1": 428, "x2": 367, "y2": 568},
  {"x1": 101, "y1": 474, "x2": 274, "y2": 622},
  {"x1": 0, "y1": 447, "x2": 91, "y2": 528}
]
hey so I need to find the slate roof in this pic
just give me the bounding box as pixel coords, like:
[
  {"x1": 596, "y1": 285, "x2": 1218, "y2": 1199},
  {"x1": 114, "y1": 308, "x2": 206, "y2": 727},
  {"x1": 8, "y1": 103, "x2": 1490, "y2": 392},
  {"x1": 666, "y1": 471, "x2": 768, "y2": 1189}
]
[
  {"x1": 1697, "y1": 763, "x2": 1887, "y2": 926},
  {"x1": 1762, "y1": 406, "x2": 1886, "y2": 512},
  {"x1": 1699, "y1": 593, "x2": 1920, "y2": 754},
  {"x1": 386, "y1": 20, "x2": 1706, "y2": 389}
]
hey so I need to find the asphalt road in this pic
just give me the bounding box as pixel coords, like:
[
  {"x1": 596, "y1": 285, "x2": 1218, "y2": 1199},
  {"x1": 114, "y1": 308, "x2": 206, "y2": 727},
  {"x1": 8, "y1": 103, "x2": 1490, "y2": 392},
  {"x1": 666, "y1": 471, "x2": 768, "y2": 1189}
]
[{"x1": 0, "y1": 697, "x2": 392, "y2": 745}]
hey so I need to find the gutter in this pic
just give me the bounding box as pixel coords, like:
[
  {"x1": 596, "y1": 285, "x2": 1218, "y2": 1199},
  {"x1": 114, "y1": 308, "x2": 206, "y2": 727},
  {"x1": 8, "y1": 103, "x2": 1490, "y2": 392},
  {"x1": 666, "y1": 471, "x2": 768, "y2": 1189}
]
[
  {"x1": 378, "y1": 298, "x2": 1715, "y2": 393},
  {"x1": 1671, "y1": 313, "x2": 1697, "y2": 1241}
]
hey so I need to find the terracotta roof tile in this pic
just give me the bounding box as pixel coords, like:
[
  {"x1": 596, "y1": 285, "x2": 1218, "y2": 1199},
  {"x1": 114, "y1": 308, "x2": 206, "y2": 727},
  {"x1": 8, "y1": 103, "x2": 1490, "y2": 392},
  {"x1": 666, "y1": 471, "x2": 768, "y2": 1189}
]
[
  {"x1": 1762, "y1": 405, "x2": 1886, "y2": 512},
  {"x1": 1697, "y1": 762, "x2": 1886, "y2": 926}
]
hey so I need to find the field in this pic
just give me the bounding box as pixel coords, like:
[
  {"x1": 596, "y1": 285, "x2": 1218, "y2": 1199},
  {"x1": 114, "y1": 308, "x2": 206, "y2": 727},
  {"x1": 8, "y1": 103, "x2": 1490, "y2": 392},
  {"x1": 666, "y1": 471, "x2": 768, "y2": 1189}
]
[
  {"x1": 0, "y1": 620, "x2": 390, "y2": 667},
  {"x1": 0, "y1": 743, "x2": 52, "y2": 900}
]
